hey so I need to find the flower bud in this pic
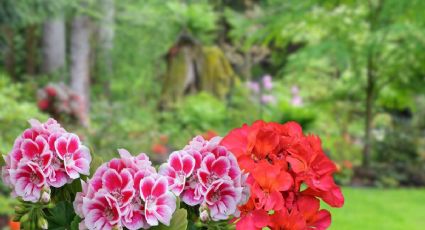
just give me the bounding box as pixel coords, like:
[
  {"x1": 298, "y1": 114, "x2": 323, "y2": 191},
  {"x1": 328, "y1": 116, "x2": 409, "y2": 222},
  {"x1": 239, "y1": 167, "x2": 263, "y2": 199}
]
[
  {"x1": 40, "y1": 188, "x2": 50, "y2": 204},
  {"x1": 200, "y1": 210, "x2": 209, "y2": 222},
  {"x1": 40, "y1": 190, "x2": 51, "y2": 204},
  {"x1": 38, "y1": 217, "x2": 48, "y2": 229}
]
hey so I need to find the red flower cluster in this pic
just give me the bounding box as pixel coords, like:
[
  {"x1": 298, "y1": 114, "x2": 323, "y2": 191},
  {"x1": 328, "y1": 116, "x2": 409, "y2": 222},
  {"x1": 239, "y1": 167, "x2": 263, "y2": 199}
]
[{"x1": 221, "y1": 120, "x2": 344, "y2": 230}]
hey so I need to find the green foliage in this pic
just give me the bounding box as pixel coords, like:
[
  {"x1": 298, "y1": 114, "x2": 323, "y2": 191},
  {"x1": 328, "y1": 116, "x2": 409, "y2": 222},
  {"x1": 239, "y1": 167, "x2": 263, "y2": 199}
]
[
  {"x1": 45, "y1": 201, "x2": 76, "y2": 230},
  {"x1": 0, "y1": 74, "x2": 47, "y2": 153},
  {"x1": 274, "y1": 101, "x2": 316, "y2": 129},
  {"x1": 0, "y1": 0, "x2": 70, "y2": 27},
  {"x1": 167, "y1": 1, "x2": 218, "y2": 43},
  {"x1": 177, "y1": 92, "x2": 227, "y2": 132}
]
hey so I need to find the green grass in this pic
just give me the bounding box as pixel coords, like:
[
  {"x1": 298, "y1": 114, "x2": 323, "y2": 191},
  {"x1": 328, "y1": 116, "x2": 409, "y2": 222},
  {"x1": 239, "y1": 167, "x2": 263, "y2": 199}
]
[{"x1": 329, "y1": 187, "x2": 425, "y2": 229}]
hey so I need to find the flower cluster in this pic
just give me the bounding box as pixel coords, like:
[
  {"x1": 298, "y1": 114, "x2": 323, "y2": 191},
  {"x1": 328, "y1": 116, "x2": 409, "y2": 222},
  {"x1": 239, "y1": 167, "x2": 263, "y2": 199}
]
[
  {"x1": 221, "y1": 120, "x2": 344, "y2": 230},
  {"x1": 37, "y1": 83, "x2": 87, "y2": 125},
  {"x1": 246, "y1": 75, "x2": 276, "y2": 105},
  {"x1": 74, "y1": 149, "x2": 176, "y2": 230},
  {"x1": 1, "y1": 118, "x2": 91, "y2": 202},
  {"x1": 159, "y1": 136, "x2": 248, "y2": 221}
]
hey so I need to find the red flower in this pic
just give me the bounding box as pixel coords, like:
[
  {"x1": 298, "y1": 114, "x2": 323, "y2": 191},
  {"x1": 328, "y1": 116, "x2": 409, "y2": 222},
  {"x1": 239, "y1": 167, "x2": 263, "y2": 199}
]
[
  {"x1": 45, "y1": 86, "x2": 57, "y2": 97},
  {"x1": 151, "y1": 143, "x2": 168, "y2": 155},
  {"x1": 250, "y1": 160, "x2": 292, "y2": 211},
  {"x1": 235, "y1": 198, "x2": 269, "y2": 230},
  {"x1": 222, "y1": 120, "x2": 344, "y2": 230},
  {"x1": 38, "y1": 99, "x2": 49, "y2": 110}
]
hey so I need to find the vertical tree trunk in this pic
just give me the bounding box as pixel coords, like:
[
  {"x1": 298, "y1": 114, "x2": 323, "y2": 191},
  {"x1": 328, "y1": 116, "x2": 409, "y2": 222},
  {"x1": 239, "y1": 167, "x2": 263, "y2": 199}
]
[
  {"x1": 25, "y1": 25, "x2": 37, "y2": 75},
  {"x1": 98, "y1": 0, "x2": 115, "y2": 98},
  {"x1": 42, "y1": 18, "x2": 66, "y2": 75},
  {"x1": 362, "y1": 54, "x2": 375, "y2": 168},
  {"x1": 70, "y1": 15, "x2": 91, "y2": 126},
  {"x1": 2, "y1": 26, "x2": 16, "y2": 79}
]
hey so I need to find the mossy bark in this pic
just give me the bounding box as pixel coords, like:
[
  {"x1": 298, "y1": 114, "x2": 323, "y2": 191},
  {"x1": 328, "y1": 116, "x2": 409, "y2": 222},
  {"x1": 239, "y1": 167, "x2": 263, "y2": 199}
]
[{"x1": 159, "y1": 42, "x2": 236, "y2": 109}]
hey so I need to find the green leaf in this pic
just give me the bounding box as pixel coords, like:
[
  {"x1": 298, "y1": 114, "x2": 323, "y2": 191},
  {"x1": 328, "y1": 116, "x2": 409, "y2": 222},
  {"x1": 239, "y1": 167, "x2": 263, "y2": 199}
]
[
  {"x1": 45, "y1": 201, "x2": 76, "y2": 230},
  {"x1": 70, "y1": 215, "x2": 82, "y2": 230},
  {"x1": 151, "y1": 208, "x2": 188, "y2": 230}
]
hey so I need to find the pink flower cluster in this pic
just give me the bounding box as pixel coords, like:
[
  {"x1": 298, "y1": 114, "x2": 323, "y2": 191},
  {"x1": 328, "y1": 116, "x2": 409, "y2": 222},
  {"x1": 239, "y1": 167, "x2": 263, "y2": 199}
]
[
  {"x1": 246, "y1": 75, "x2": 277, "y2": 105},
  {"x1": 74, "y1": 149, "x2": 176, "y2": 230},
  {"x1": 37, "y1": 83, "x2": 88, "y2": 126},
  {"x1": 159, "y1": 136, "x2": 248, "y2": 221},
  {"x1": 1, "y1": 118, "x2": 91, "y2": 202}
]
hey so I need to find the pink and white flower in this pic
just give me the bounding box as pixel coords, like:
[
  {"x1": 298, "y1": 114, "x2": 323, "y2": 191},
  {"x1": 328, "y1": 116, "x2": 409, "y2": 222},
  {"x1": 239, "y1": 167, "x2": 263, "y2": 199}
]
[
  {"x1": 205, "y1": 180, "x2": 242, "y2": 221},
  {"x1": 54, "y1": 133, "x2": 91, "y2": 179},
  {"x1": 45, "y1": 157, "x2": 68, "y2": 188},
  {"x1": 1, "y1": 118, "x2": 91, "y2": 202},
  {"x1": 162, "y1": 136, "x2": 247, "y2": 221},
  {"x1": 198, "y1": 154, "x2": 231, "y2": 192},
  {"x1": 159, "y1": 151, "x2": 195, "y2": 196},
  {"x1": 101, "y1": 168, "x2": 134, "y2": 208},
  {"x1": 10, "y1": 161, "x2": 46, "y2": 202},
  {"x1": 82, "y1": 194, "x2": 121, "y2": 230},
  {"x1": 20, "y1": 136, "x2": 53, "y2": 171},
  {"x1": 76, "y1": 150, "x2": 177, "y2": 230},
  {"x1": 140, "y1": 176, "x2": 176, "y2": 226}
]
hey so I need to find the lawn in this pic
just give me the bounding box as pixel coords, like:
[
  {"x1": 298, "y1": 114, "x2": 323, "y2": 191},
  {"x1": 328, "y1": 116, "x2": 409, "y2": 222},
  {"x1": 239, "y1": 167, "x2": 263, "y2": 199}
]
[{"x1": 329, "y1": 187, "x2": 425, "y2": 229}]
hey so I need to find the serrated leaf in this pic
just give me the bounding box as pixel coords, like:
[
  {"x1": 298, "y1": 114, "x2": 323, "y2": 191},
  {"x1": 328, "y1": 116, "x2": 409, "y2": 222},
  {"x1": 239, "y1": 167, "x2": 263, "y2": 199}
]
[{"x1": 151, "y1": 208, "x2": 188, "y2": 230}]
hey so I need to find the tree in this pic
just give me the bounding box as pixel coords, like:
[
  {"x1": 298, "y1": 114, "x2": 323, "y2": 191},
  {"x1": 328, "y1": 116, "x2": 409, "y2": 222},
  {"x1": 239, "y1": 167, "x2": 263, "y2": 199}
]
[
  {"x1": 70, "y1": 14, "x2": 91, "y2": 126},
  {"x1": 97, "y1": 0, "x2": 115, "y2": 98},
  {"x1": 42, "y1": 17, "x2": 66, "y2": 75}
]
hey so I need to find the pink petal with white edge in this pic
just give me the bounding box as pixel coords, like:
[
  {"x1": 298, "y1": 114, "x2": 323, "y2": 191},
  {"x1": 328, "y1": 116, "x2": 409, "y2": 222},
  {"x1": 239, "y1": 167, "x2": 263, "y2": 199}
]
[
  {"x1": 211, "y1": 157, "x2": 230, "y2": 177},
  {"x1": 102, "y1": 169, "x2": 122, "y2": 192},
  {"x1": 66, "y1": 133, "x2": 80, "y2": 153},
  {"x1": 151, "y1": 176, "x2": 168, "y2": 197},
  {"x1": 168, "y1": 152, "x2": 183, "y2": 172},
  {"x1": 21, "y1": 139, "x2": 38, "y2": 159},
  {"x1": 140, "y1": 176, "x2": 155, "y2": 200},
  {"x1": 54, "y1": 136, "x2": 68, "y2": 159},
  {"x1": 181, "y1": 155, "x2": 195, "y2": 176}
]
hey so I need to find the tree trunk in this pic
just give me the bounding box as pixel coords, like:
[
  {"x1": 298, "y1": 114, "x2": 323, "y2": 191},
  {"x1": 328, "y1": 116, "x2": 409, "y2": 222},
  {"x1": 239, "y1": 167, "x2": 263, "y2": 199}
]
[
  {"x1": 70, "y1": 15, "x2": 91, "y2": 126},
  {"x1": 42, "y1": 18, "x2": 66, "y2": 75},
  {"x1": 25, "y1": 25, "x2": 37, "y2": 75},
  {"x1": 98, "y1": 0, "x2": 115, "y2": 98},
  {"x1": 2, "y1": 26, "x2": 16, "y2": 79},
  {"x1": 362, "y1": 54, "x2": 375, "y2": 168}
]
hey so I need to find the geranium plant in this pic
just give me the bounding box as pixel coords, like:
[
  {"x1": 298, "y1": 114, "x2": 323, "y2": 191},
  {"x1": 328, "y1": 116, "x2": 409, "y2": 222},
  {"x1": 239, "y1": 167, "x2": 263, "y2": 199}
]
[
  {"x1": 1, "y1": 119, "x2": 343, "y2": 229},
  {"x1": 221, "y1": 120, "x2": 344, "y2": 229}
]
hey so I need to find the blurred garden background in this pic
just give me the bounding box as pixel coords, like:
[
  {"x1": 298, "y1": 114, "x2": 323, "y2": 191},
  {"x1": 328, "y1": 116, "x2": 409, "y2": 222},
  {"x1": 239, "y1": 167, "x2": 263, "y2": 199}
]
[{"x1": 0, "y1": 0, "x2": 424, "y2": 229}]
